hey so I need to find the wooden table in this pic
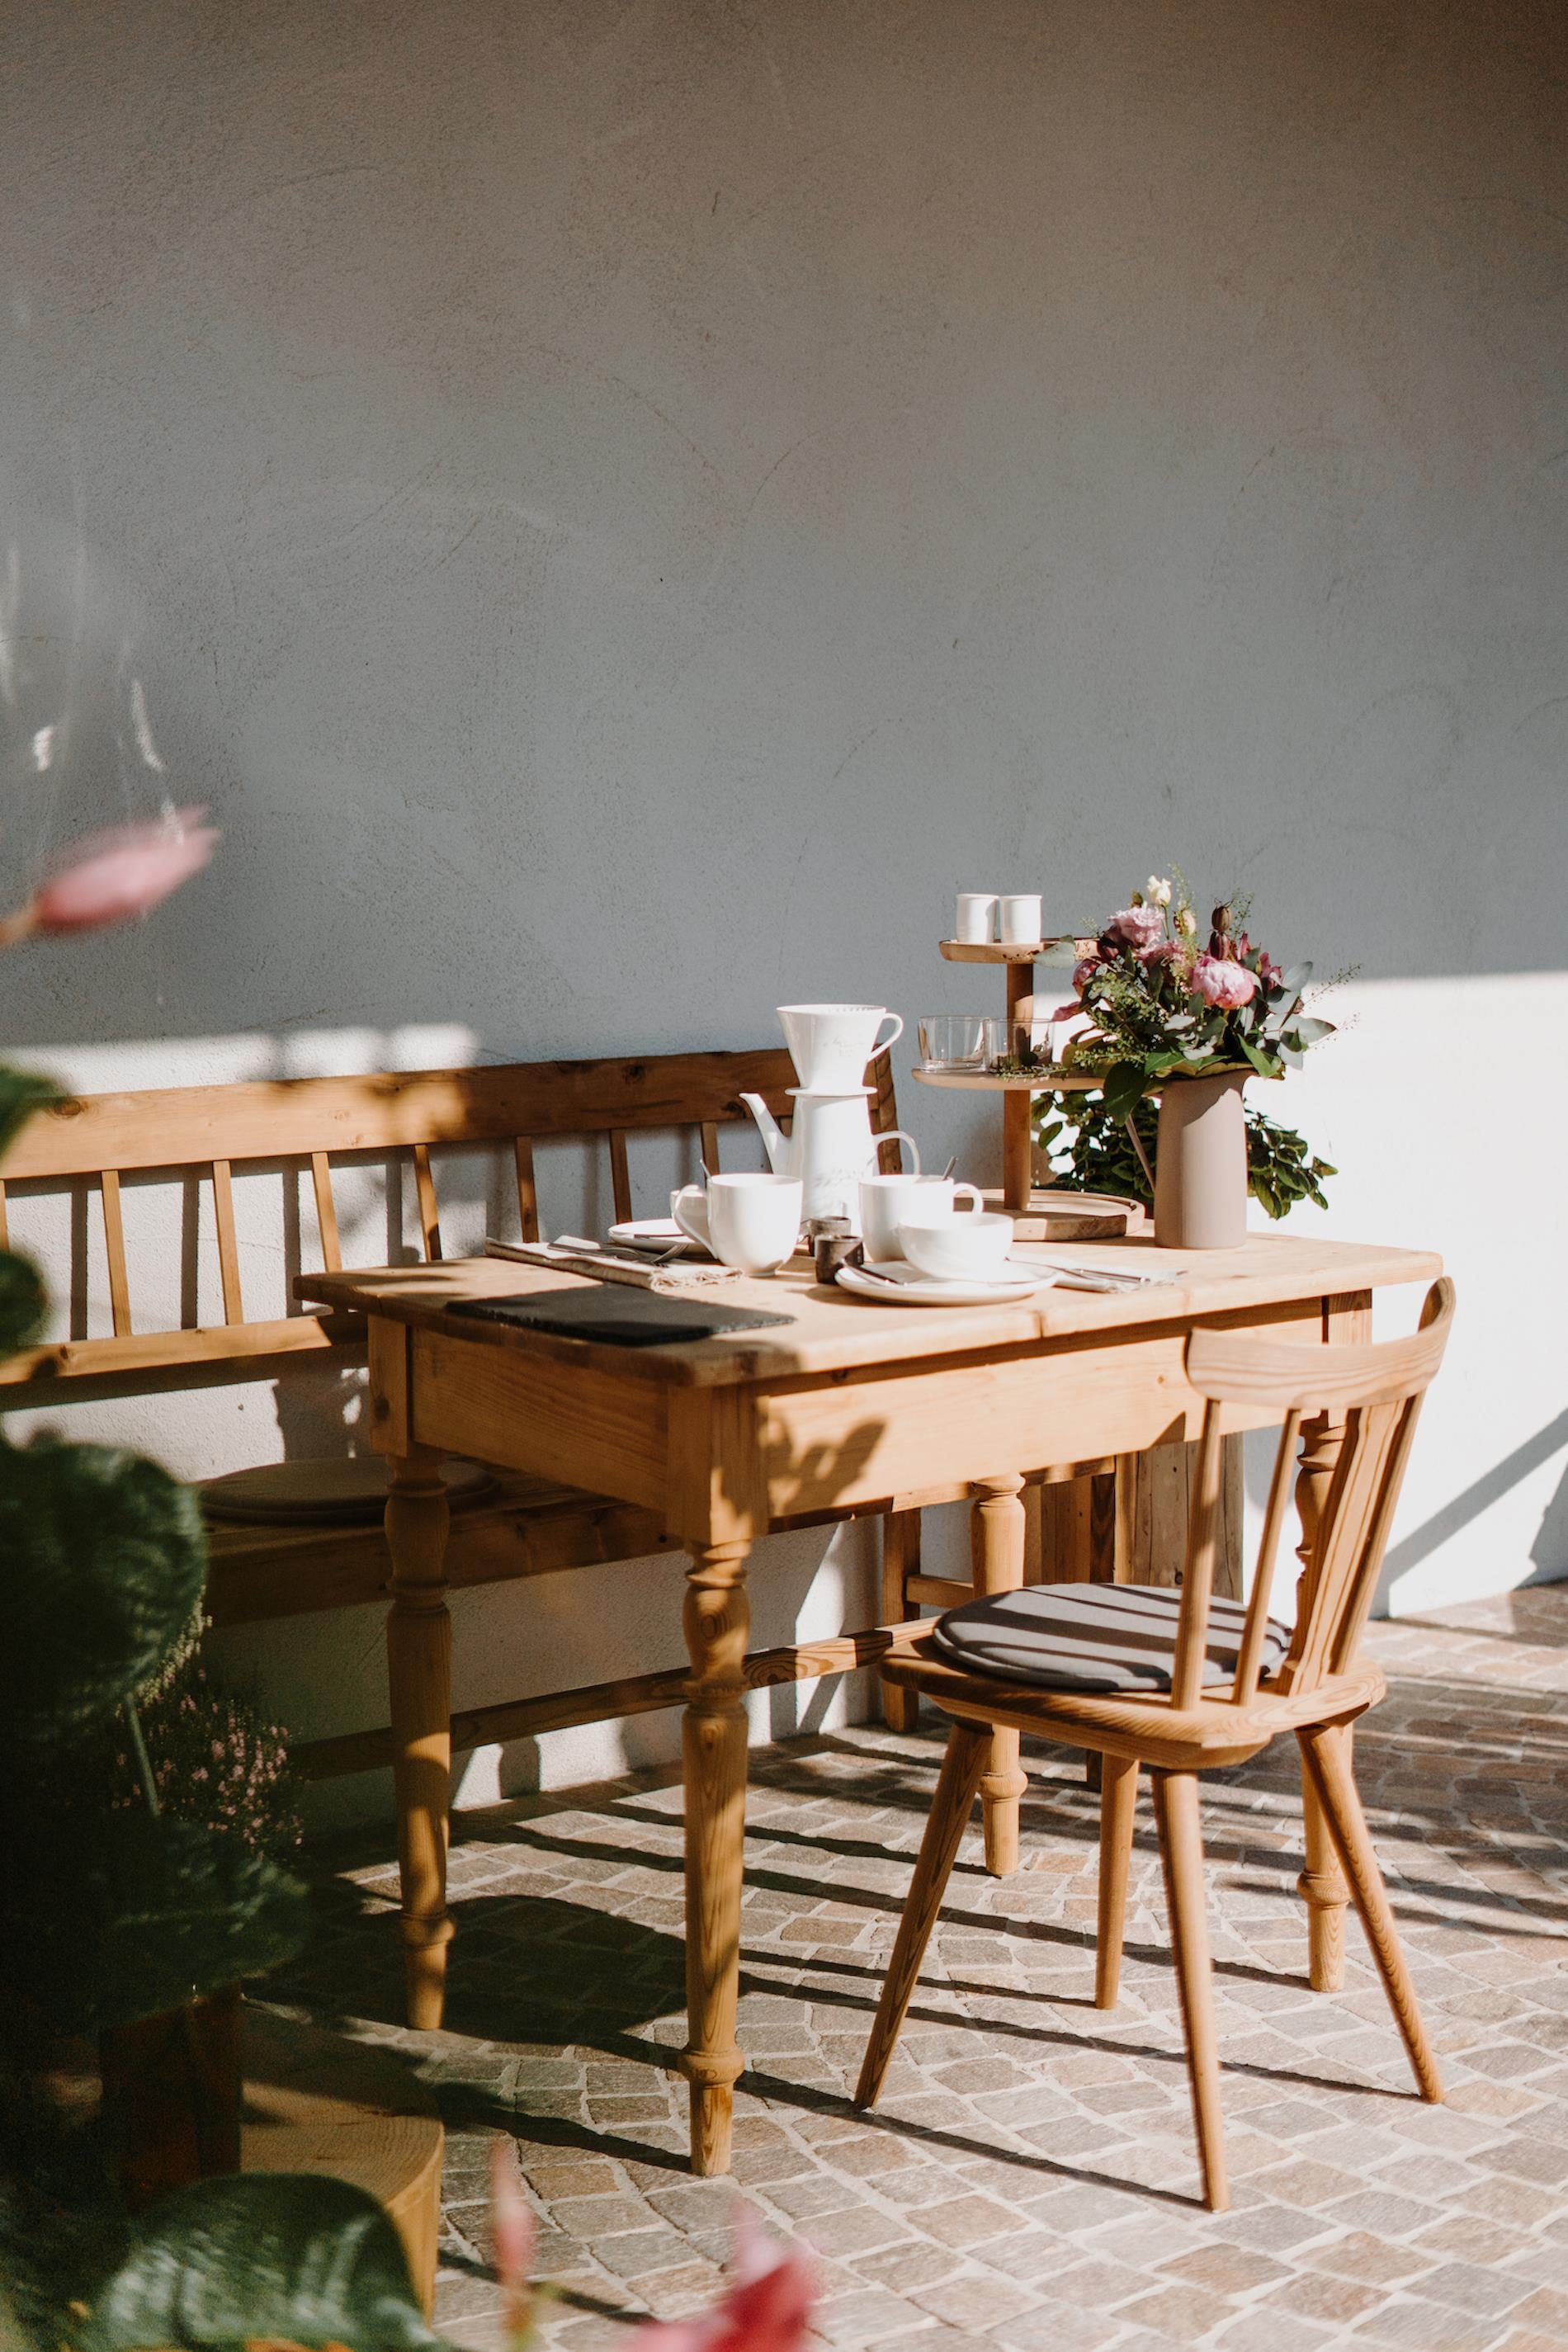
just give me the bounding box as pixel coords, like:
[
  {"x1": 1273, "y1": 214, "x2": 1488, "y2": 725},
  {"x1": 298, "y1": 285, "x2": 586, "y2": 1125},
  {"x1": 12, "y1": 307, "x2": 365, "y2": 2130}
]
[{"x1": 297, "y1": 1229, "x2": 1440, "y2": 2177}]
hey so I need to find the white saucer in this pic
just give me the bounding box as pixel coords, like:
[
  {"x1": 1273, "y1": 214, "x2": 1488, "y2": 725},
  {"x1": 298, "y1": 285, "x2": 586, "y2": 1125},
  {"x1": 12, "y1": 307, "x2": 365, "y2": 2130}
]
[
  {"x1": 837, "y1": 1258, "x2": 1055, "y2": 1307},
  {"x1": 607, "y1": 1217, "x2": 704, "y2": 1259}
]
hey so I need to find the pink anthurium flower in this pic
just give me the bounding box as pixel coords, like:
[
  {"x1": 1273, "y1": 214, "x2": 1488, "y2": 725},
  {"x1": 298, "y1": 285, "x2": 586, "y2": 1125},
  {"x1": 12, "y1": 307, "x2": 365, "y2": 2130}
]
[
  {"x1": 0, "y1": 805, "x2": 219, "y2": 944},
  {"x1": 629, "y1": 2211, "x2": 815, "y2": 2352}
]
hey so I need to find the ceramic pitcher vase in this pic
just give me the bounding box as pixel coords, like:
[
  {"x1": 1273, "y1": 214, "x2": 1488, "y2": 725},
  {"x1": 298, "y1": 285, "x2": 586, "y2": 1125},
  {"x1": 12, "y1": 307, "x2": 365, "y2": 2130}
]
[{"x1": 1153, "y1": 1070, "x2": 1249, "y2": 1249}]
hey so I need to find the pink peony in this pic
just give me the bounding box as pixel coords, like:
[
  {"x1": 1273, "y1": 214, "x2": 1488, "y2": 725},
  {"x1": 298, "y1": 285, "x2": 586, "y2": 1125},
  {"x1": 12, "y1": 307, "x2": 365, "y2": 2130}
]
[
  {"x1": 29, "y1": 806, "x2": 219, "y2": 934},
  {"x1": 1191, "y1": 952, "x2": 1258, "y2": 1009},
  {"x1": 1100, "y1": 904, "x2": 1165, "y2": 959},
  {"x1": 629, "y1": 2213, "x2": 815, "y2": 2352}
]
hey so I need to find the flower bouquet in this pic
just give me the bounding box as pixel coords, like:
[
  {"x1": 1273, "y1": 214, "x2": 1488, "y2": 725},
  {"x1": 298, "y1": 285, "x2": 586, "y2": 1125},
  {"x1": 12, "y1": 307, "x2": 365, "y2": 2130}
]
[
  {"x1": 1051, "y1": 875, "x2": 1334, "y2": 1123},
  {"x1": 1036, "y1": 875, "x2": 1335, "y2": 1248}
]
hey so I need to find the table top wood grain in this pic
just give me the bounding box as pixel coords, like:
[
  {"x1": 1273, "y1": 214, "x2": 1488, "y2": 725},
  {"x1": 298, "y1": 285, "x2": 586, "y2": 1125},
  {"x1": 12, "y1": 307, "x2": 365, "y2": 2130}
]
[{"x1": 296, "y1": 1231, "x2": 1441, "y2": 1390}]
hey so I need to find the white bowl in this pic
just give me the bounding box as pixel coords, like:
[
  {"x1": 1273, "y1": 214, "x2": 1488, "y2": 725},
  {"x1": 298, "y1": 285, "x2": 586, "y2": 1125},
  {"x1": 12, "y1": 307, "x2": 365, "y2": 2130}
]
[{"x1": 898, "y1": 1211, "x2": 1015, "y2": 1284}]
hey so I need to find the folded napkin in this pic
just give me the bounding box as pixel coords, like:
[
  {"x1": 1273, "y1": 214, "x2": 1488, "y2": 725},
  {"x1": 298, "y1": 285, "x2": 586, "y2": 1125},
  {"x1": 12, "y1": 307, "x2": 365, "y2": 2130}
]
[{"x1": 484, "y1": 1236, "x2": 739, "y2": 1292}]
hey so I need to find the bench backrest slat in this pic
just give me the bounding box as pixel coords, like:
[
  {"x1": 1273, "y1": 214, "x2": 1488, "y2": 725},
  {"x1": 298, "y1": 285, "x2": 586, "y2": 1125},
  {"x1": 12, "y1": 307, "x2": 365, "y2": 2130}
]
[
  {"x1": 512, "y1": 1136, "x2": 540, "y2": 1244},
  {"x1": 310, "y1": 1152, "x2": 342, "y2": 1272},
  {"x1": 101, "y1": 1169, "x2": 133, "y2": 1336}
]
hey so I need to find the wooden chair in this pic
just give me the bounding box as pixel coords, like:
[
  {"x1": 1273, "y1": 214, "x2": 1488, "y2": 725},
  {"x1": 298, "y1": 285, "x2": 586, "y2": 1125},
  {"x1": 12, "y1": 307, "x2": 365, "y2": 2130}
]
[{"x1": 854, "y1": 1278, "x2": 1455, "y2": 2211}]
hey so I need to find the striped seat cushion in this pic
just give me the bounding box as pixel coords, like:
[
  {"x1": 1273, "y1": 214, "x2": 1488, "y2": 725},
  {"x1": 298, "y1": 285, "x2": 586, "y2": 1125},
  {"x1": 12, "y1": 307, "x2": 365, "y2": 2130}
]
[{"x1": 931, "y1": 1582, "x2": 1290, "y2": 1697}]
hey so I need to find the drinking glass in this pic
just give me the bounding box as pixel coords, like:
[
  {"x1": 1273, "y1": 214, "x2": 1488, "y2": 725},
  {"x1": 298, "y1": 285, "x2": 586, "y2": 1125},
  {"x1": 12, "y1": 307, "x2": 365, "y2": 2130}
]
[{"x1": 918, "y1": 1017, "x2": 1004, "y2": 1071}]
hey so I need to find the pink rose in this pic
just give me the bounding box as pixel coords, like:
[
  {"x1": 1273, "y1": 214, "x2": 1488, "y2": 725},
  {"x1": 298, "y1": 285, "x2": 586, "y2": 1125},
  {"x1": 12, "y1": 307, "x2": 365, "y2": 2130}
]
[
  {"x1": 29, "y1": 806, "x2": 219, "y2": 935},
  {"x1": 1191, "y1": 952, "x2": 1258, "y2": 1009},
  {"x1": 1071, "y1": 956, "x2": 1100, "y2": 995},
  {"x1": 1100, "y1": 904, "x2": 1165, "y2": 958}
]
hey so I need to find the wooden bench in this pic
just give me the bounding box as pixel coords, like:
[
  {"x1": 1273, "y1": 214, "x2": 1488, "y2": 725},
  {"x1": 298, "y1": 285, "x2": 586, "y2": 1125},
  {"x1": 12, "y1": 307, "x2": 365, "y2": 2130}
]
[
  {"x1": 0, "y1": 1046, "x2": 923, "y2": 1774},
  {"x1": 0, "y1": 1047, "x2": 1230, "y2": 1791}
]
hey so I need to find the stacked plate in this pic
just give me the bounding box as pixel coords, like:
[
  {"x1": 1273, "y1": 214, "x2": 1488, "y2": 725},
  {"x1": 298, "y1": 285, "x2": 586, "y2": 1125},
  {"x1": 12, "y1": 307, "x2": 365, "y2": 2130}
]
[{"x1": 836, "y1": 1259, "x2": 1057, "y2": 1307}]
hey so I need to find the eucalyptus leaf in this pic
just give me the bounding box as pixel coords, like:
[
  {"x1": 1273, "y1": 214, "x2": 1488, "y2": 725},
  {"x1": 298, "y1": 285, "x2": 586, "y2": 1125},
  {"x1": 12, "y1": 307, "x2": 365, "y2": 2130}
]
[
  {"x1": 1100, "y1": 1060, "x2": 1149, "y2": 1122},
  {"x1": 73, "y1": 2173, "x2": 442, "y2": 2352},
  {"x1": 1289, "y1": 1016, "x2": 1335, "y2": 1045}
]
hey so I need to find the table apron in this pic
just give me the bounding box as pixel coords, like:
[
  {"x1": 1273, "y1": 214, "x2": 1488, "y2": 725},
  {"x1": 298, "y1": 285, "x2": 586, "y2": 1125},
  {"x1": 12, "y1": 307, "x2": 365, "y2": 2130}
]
[
  {"x1": 760, "y1": 1326, "x2": 1289, "y2": 1518},
  {"x1": 408, "y1": 1328, "x2": 669, "y2": 1511}
]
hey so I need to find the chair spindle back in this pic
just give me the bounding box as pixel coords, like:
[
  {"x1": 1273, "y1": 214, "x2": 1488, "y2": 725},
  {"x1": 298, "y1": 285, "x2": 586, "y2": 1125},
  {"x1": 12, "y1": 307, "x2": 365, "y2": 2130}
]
[{"x1": 1174, "y1": 1278, "x2": 1454, "y2": 1707}]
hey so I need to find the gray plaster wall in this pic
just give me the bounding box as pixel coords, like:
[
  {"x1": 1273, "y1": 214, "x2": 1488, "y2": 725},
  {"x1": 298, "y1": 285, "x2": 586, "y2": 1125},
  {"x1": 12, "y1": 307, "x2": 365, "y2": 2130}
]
[{"x1": 1, "y1": 0, "x2": 1565, "y2": 1810}]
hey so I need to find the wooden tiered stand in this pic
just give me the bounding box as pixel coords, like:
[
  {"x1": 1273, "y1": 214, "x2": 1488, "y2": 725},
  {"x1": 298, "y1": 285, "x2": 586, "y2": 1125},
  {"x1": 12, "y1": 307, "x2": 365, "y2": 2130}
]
[
  {"x1": 912, "y1": 934, "x2": 1244, "y2": 1600},
  {"x1": 913, "y1": 936, "x2": 1096, "y2": 1216}
]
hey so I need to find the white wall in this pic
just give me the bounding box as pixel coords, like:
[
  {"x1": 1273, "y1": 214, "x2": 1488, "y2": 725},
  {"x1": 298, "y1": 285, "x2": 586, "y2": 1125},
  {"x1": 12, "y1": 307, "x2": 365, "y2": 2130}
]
[{"x1": 1, "y1": 0, "x2": 1564, "y2": 1811}]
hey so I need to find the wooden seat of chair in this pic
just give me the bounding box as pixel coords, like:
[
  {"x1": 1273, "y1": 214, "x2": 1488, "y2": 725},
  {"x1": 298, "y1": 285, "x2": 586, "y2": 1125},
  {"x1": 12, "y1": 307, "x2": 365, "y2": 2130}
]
[{"x1": 857, "y1": 1278, "x2": 1456, "y2": 2213}]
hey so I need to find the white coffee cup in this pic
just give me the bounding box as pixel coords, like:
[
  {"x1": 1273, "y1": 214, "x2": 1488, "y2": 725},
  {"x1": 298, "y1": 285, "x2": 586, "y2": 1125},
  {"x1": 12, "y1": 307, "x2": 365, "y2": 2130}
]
[
  {"x1": 998, "y1": 894, "x2": 1043, "y2": 945},
  {"x1": 859, "y1": 1174, "x2": 985, "y2": 1260},
  {"x1": 898, "y1": 1209, "x2": 1015, "y2": 1283},
  {"x1": 956, "y1": 892, "x2": 998, "y2": 944},
  {"x1": 673, "y1": 1174, "x2": 803, "y2": 1276},
  {"x1": 777, "y1": 1003, "x2": 904, "y2": 1091}
]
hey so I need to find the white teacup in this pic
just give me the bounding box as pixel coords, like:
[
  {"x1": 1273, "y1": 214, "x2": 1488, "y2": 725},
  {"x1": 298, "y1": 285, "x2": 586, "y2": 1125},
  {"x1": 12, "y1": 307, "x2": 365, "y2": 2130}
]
[
  {"x1": 898, "y1": 1209, "x2": 1015, "y2": 1284},
  {"x1": 859, "y1": 1174, "x2": 985, "y2": 1260},
  {"x1": 778, "y1": 1003, "x2": 904, "y2": 1091},
  {"x1": 673, "y1": 1174, "x2": 803, "y2": 1276}
]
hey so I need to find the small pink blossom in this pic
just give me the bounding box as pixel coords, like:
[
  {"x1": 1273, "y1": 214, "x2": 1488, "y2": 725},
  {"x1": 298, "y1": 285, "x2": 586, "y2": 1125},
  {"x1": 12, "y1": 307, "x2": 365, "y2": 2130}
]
[
  {"x1": 26, "y1": 806, "x2": 219, "y2": 935},
  {"x1": 1071, "y1": 956, "x2": 1100, "y2": 995},
  {"x1": 1191, "y1": 952, "x2": 1258, "y2": 1009},
  {"x1": 490, "y1": 2138, "x2": 536, "y2": 2339},
  {"x1": 631, "y1": 2213, "x2": 814, "y2": 2352},
  {"x1": 1100, "y1": 904, "x2": 1165, "y2": 958}
]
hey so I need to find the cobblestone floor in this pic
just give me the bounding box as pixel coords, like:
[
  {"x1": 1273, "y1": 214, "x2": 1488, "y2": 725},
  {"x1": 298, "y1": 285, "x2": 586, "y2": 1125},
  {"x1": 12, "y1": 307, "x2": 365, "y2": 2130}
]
[{"x1": 276, "y1": 1589, "x2": 1568, "y2": 2352}]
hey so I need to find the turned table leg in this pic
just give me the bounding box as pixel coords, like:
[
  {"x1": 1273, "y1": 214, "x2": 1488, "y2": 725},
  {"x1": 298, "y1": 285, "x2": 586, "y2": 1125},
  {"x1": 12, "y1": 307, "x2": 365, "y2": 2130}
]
[
  {"x1": 385, "y1": 1448, "x2": 454, "y2": 2029},
  {"x1": 972, "y1": 1472, "x2": 1027, "y2": 1874},
  {"x1": 680, "y1": 1538, "x2": 753, "y2": 2175}
]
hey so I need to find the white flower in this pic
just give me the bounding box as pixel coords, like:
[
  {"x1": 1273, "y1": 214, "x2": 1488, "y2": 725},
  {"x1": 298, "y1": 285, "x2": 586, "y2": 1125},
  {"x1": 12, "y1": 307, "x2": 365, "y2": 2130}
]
[
  {"x1": 1175, "y1": 904, "x2": 1197, "y2": 937},
  {"x1": 1147, "y1": 875, "x2": 1173, "y2": 908}
]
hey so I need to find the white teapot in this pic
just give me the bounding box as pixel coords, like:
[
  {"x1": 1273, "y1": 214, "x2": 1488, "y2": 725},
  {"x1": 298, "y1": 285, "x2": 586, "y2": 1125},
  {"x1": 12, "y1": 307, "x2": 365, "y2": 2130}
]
[{"x1": 739, "y1": 1088, "x2": 919, "y2": 1227}]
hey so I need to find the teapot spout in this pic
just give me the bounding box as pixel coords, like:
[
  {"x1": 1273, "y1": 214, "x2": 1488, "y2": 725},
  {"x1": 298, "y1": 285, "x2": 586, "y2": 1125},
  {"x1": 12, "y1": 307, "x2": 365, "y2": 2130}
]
[{"x1": 739, "y1": 1092, "x2": 791, "y2": 1174}]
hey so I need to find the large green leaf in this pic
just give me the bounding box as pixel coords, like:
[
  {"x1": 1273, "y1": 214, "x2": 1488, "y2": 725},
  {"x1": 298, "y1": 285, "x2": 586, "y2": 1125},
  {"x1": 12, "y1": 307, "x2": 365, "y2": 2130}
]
[
  {"x1": 1, "y1": 1807, "x2": 309, "y2": 2034},
  {"x1": 0, "y1": 1439, "x2": 208, "y2": 1742},
  {"x1": 74, "y1": 2173, "x2": 442, "y2": 2352},
  {"x1": 0, "y1": 1247, "x2": 47, "y2": 1358},
  {"x1": 0, "y1": 1066, "x2": 62, "y2": 1164}
]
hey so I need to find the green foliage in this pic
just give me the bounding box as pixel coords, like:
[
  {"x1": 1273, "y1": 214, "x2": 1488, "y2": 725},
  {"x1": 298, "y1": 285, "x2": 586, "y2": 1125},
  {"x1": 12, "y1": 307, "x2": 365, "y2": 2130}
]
[
  {"x1": 72, "y1": 2175, "x2": 441, "y2": 2352},
  {"x1": 0, "y1": 1776, "x2": 309, "y2": 2038},
  {"x1": 0, "y1": 1438, "x2": 209, "y2": 1745},
  {"x1": 0, "y1": 1069, "x2": 61, "y2": 1162},
  {"x1": 1036, "y1": 1089, "x2": 1334, "y2": 1221},
  {"x1": 0, "y1": 1249, "x2": 46, "y2": 1357}
]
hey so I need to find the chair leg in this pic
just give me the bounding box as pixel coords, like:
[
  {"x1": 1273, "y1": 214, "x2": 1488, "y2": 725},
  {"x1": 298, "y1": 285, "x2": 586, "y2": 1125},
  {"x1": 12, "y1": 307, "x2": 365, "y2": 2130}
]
[
  {"x1": 1298, "y1": 1722, "x2": 1443, "y2": 2103},
  {"x1": 1152, "y1": 1769, "x2": 1228, "y2": 2212},
  {"x1": 1095, "y1": 1754, "x2": 1139, "y2": 2010},
  {"x1": 855, "y1": 1719, "x2": 990, "y2": 2109}
]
